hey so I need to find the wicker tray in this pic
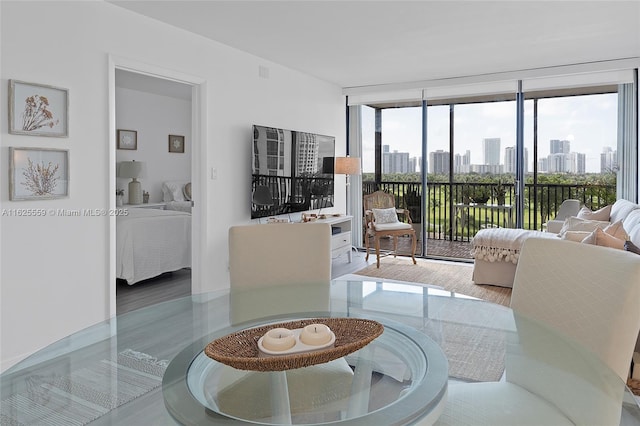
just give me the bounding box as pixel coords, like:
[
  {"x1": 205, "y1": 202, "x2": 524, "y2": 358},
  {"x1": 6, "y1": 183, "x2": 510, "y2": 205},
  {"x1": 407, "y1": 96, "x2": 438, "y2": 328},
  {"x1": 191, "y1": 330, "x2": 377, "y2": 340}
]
[{"x1": 204, "y1": 318, "x2": 384, "y2": 372}]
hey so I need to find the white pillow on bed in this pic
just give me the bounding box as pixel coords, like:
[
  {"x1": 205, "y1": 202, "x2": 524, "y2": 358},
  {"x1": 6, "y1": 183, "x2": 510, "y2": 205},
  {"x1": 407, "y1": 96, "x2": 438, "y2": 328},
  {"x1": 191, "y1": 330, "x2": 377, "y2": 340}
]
[{"x1": 162, "y1": 181, "x2": 188, "y2": 202}]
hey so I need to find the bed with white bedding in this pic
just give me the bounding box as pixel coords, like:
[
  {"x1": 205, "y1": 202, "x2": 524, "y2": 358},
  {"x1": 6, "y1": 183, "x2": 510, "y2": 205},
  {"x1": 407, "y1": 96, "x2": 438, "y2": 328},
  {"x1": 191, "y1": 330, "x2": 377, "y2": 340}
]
[
  {"x1": 116, "y1": 208, "x2": 191, "y2": 285},
  {"x1": 165, "y1": 200, "x2": 192, "y2": 213}
]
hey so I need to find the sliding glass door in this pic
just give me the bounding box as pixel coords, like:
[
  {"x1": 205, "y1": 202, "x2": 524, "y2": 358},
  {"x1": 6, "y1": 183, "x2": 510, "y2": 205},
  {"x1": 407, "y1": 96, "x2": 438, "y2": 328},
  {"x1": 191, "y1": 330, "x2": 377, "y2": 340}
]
[{"x1": 352, "y1": 69, "x2": 635, "y2": 262}]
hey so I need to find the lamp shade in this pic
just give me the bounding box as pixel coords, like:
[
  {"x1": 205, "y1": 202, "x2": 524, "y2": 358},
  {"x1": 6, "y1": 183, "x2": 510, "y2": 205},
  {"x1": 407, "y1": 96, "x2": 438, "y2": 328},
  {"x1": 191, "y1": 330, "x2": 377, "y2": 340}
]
[
  {"x1": 335, "y1": 157, "x2": 361, "y2": 175},
  {"x1": 118, "y1": 161, "x2": 146, "y2": 179}
]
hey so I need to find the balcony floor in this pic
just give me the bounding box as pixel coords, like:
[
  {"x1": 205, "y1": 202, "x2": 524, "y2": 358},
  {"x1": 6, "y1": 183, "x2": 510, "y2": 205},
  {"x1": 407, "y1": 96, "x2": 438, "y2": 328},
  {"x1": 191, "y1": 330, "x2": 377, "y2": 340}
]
[{"x1": 364, "y1": 235, "x2": 473, "y2": 261}]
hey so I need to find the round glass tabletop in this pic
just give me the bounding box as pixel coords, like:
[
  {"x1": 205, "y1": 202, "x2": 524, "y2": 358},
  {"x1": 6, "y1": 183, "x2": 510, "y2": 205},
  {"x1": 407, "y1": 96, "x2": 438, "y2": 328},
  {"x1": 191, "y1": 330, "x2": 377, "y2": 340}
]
[{"x1": 163, "y1": 316, "x2": 448, "y2": 425}]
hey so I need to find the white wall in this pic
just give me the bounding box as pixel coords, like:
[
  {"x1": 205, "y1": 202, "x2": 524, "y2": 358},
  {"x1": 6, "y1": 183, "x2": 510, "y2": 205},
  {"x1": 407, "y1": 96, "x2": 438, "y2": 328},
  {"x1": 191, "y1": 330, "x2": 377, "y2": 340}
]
[
  {"x1": 115, "y1": 86, "x2": 192, "y2": 203},
  {"x1": 0, "y1": 1, "x2": 345, "y2": 370}
]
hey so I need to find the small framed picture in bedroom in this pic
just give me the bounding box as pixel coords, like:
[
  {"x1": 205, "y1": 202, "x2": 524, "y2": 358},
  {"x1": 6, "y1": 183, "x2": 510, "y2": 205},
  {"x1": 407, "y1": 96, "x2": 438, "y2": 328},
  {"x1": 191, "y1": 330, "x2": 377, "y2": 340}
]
[
  {"x1": 117, "y1": 129, "x2": 137, "y2": 150},
  {"x1": 168, "y1": 135, "x2": 185, "y2": 153}
]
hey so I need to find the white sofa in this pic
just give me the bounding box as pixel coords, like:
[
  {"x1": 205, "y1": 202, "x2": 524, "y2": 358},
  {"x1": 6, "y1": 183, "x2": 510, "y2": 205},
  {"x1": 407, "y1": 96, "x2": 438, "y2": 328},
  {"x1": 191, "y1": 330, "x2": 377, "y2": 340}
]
[{"x1": 472, "y1": 199, "x2": 640, "y2": 288}]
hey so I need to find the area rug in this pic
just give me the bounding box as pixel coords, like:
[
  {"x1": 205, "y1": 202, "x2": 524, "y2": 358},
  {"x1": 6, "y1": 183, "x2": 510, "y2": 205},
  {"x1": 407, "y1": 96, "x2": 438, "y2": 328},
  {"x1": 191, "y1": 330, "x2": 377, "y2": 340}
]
[
  {"x1": 0, "y1": 349, "x2": 168, "y2": 426},
  {"x1": 354, "y1": 257, "x2": 511, "y2": 307},
  {"x1": 352, "y1": 257, "x2": 511, "y2": 382}
]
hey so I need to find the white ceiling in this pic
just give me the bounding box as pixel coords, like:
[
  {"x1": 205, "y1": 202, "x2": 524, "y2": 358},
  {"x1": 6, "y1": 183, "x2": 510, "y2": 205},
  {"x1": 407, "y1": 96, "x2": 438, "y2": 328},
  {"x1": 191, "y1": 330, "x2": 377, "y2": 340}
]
[{"x1": 109, "y1": 1, "x2": 640, "y2": 89}]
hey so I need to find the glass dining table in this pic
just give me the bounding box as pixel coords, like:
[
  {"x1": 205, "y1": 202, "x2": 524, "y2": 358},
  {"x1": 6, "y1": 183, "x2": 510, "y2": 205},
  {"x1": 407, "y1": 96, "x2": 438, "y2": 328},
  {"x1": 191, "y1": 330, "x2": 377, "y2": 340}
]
[{"x1": 2, "y1": 278, "x2": 640, "y2": 425}]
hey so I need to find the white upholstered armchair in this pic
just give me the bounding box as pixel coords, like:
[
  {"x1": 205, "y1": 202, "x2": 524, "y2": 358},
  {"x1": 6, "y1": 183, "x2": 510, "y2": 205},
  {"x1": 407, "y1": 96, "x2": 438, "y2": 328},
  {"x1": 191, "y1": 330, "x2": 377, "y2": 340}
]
[{"x1": 435, "y1": 238, "x2": 640, "y2": 426}]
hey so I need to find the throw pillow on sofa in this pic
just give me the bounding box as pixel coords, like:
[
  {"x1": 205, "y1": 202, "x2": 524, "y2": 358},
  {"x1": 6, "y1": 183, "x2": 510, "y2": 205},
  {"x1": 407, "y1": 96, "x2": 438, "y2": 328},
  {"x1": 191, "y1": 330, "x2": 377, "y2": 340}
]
[
  {"x1": 604, "y1": 220, "x2": 628, "y2": 241},
  {"x1": 577, "y1": 204, "x2": 612, "y2": 221},
  {"x1": 581, "y1": 228, "x2": 625, "y2": 250},
  {"x1": 561, "y1": 230, "x2": 592, "y2": 242},
  {"x1": 558, "y1": 216, "x2": 610, "y2": 238}
]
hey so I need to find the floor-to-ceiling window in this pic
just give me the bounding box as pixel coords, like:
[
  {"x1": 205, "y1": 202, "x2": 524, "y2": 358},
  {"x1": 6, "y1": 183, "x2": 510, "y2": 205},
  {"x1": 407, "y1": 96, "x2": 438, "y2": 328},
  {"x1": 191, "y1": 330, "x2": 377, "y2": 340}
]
[
  {"x1": 525, "y1": 91, "x2": 618, "y2": 230},
  {"x1": 352, "y1": 68, "x2": 636, "y2": 262}
]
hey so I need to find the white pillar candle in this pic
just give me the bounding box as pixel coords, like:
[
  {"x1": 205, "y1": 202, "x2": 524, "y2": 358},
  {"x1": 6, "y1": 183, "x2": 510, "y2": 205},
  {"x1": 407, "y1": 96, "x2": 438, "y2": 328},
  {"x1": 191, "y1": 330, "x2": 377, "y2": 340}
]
[
  {"x1": 300, "y1": 323, "x2": 332, "y2": 346},
  {"x1": 261, "y1": 328, "x2": 296, "y2": 351}
]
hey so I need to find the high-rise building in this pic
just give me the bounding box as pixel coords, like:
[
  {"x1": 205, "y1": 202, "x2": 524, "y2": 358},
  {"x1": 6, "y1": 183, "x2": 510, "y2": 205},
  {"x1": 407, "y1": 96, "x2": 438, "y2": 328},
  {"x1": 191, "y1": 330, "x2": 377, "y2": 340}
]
[
  {"x1": 601, "y1": 146, "x2": 617, "y2": 173},
  {"x1": 483, "y1": 138, "x2": 501, "y2": 165},
  {"x1": 409, "y1": 157, "x2": 418, "y2": 173},
  {"x1": 538, "y1": 157, "x2": 548, "y2": 173},
  {"x1": 504, "y1": 146, "x2": 529, "y2": 174},
  {"x1": 568, "y1": 152, "x2": 586, "y2": 174},
  {"x1": 429, "y1": 150, "x2": 450, "y2": 175},
  {"x1": 548, "y1": 153, "x2": 567, "y2": 173},
  {"x1": 550, "y1": 139, "x2": 571, "y2": 154},
  {"x1": 504, "y1": 146, "x2": 516, "y2": 173},
  {"x1": 546, "y1": 139, "x2": 587, "y2": 174},
  {"x1": 382, "y1": 145, "x2": 412, "y2": 173},
  {"x1": 454, "y1": 150, "x2": 471, "y2": 173}
]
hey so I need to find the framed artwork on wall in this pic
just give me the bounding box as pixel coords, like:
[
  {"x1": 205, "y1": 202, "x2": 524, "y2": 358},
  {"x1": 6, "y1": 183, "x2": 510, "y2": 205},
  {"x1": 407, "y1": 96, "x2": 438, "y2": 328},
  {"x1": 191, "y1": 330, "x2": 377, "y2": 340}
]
[
  {"x1": 168, "y1": 135, "x2": 185, "y2": 153},
  {"x1": 117, "y1": 129, "x2": 137, "y2": 150},
  {"x1": 9, "y1": 147, "x2": 69, "y2": 200},
  {"x1": 9, "y1": 80, "x2": 69, "y2": 137}
]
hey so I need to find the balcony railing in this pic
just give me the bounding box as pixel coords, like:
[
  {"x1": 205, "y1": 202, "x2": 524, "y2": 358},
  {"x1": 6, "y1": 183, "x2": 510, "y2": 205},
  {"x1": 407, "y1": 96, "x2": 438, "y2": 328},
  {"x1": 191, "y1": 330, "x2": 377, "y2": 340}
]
[{"x1": 363, "y1": 181, "x2": 616, "y2": 243}]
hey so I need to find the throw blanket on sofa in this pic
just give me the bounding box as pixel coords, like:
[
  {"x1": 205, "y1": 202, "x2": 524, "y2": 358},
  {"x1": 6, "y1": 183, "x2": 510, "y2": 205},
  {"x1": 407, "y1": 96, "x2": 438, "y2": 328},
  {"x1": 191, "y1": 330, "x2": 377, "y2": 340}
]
[{"x1": 471, "y1": 228, "x2": 556, "y2": 263}]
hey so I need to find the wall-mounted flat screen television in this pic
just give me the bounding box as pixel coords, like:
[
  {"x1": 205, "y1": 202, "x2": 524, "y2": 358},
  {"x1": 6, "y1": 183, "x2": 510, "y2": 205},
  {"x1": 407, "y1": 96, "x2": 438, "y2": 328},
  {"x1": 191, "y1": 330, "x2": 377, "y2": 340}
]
[{"x1": 251, "y1": 125, "x2": 335, "y2": 219}]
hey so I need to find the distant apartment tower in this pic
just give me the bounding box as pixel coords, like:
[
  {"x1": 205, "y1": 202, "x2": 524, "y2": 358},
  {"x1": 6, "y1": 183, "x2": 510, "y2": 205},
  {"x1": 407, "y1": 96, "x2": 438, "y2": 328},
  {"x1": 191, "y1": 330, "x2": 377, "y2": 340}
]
[
  {"x1": 409, "y1": 157, "x2": 419, "y2": 173},
  {"x1": 546, "y1": 138, "x2": 586, "y2": 174},
  {"x1": 550, "y1": 139, "x2": 570, "y2": 154},
  {"x1": 483, "y1": 138, "x2": 501, "y2": 165},
  {"x1": 454, "y1": 150, "x2": 471, "y2": 173},
  {"x1": 568, "y1": 152, "x2": 586, "y2": 174},
  {"x1": 538, "y1": 157, "x2": 548, "y2": 173},
  {"x1": 601, "y1": 146, "x2": 618, "y2": 173},
  {"x1": 503, "y1": 146, "x2": 529, "y2": 174},
  {"x1": 382, "y1": 145, "x2": 412, "y2": 173},
  {"x1": 429, "y1": 150, "x2": 450, "y2": 175},
  {"x1": 548, "y1": 153, "x2": 568, "y2": 173}
]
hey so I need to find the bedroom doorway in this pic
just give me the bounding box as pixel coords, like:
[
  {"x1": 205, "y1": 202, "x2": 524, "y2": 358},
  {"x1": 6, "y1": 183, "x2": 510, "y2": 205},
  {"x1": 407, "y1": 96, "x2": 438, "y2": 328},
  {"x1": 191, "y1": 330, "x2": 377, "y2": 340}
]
[{"x1": 108, "y1": 56, "x2": 206, "y2": 317}]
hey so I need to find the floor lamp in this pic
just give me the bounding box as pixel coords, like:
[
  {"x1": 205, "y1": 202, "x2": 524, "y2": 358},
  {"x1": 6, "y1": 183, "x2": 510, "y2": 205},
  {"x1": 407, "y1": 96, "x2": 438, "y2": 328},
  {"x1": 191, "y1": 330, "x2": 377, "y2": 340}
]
[{"x1": 335, "y1": 156, "x2": 361, "y2": 217}]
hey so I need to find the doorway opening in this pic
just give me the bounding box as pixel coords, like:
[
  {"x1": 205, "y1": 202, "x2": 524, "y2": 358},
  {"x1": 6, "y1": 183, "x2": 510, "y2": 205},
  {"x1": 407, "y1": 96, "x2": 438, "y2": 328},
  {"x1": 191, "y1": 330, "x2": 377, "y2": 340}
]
[{"x1": 108, "y1": 57, "x2": 206, "y2": 317}]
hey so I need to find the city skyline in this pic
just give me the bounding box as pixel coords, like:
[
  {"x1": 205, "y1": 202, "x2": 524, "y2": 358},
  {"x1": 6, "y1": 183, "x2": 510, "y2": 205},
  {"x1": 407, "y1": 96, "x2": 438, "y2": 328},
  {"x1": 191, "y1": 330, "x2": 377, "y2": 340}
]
[{"x1": 360, "y1": 93, "x2": 618, "y2": 174}]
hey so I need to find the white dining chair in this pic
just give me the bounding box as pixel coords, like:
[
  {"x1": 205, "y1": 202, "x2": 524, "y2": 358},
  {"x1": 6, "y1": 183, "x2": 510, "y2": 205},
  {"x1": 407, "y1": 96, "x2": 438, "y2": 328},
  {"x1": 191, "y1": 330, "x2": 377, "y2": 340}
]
[
  {"x1": 433, "y1": 238, "x2": 640, "y2": 426},
  {"x1": 228, "y1": 222, "x2": 332, "y2": 325},
  {"x1": 226, "y1": 222, "x2": 354, "y2": 423}
]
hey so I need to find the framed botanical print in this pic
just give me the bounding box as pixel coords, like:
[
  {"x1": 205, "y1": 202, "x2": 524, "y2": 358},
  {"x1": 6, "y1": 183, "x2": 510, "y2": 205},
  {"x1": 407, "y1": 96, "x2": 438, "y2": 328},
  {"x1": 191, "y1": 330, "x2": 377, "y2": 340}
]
[
  {"x1": 10, "y1": 147, "x2": 69, "y2": 200},
  {"x1": 9, "y1": 80, "x2": 69, "y2": 137},
  {"x1": 117, "y1": 129, "x2": 137, "y2": 150},
  {"x1": 168, "y1": 135, "x2": 185, "y2": 153}
]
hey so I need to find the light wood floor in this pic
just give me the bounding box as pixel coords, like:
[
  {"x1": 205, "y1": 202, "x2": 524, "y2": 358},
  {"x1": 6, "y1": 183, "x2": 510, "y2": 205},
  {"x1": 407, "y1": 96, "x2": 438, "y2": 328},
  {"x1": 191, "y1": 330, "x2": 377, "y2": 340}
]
[
  {"x1": 116, "y1": 249, "x2": 374, "y2": 315},
  {"x1": 116, "y1": 269, "x2": 193, "y2": 315}
]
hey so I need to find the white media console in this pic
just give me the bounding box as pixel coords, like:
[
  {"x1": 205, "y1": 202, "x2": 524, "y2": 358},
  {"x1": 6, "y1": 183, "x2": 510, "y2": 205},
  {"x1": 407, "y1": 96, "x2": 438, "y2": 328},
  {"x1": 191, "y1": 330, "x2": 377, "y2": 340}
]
[{"x1": 316, "y1": 215, "x2": 353, "y2": 263}]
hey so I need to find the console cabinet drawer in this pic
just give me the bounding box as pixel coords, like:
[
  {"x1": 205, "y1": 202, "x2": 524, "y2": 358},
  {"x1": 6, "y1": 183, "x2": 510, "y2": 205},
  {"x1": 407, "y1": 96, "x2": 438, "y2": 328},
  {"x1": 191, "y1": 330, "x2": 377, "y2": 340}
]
[{"x1": 332, "y1": 231, "x2": 352, "y2": 252}]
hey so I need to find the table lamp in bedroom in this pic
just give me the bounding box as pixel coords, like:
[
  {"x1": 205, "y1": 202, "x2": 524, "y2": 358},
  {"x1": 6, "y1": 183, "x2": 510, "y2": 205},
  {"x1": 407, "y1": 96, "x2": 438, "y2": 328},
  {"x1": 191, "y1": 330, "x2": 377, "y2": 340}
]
[{"x1": 119, "y1": 160, "x2": 146, "y2": 205}]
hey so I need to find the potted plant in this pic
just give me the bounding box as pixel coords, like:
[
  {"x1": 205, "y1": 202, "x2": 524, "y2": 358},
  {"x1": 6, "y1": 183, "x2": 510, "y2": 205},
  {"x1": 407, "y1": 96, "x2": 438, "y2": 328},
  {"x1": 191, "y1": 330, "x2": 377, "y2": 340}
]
[
  {"x1": 493, "y1": 181, "x2": 507, "y2": 205},
  {"x1": 404, "y1": 190, "x2": 421, "y2": 223},
  {"x1": 471, "y1": 186, "x2": 492, "y2": 204}
]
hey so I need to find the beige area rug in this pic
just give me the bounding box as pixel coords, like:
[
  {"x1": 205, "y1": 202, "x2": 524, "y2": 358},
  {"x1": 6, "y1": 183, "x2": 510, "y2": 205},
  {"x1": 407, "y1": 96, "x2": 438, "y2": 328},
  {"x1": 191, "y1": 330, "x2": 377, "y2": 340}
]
[
  {"x1": 354, "y1": 257, "x2": 512, "y2": 382},
  {"x1": 354, "y1": 257, "x2": 511, "y2": 307}
]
